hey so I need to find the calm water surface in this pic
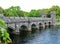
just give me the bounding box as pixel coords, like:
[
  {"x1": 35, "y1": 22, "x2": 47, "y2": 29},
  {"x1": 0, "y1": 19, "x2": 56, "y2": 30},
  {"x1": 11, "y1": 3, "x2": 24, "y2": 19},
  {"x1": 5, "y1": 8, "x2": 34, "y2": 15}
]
[{"x1": 10, "y1": 27, "x2": 60, "y2": 44}]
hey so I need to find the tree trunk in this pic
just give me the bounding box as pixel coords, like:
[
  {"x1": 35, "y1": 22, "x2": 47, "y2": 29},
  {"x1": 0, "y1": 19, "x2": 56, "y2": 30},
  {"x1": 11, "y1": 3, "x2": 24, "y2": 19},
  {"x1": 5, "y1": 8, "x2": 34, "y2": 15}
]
[{"x1": 0, "y1": 40, "x2": 2, "y2": 44}]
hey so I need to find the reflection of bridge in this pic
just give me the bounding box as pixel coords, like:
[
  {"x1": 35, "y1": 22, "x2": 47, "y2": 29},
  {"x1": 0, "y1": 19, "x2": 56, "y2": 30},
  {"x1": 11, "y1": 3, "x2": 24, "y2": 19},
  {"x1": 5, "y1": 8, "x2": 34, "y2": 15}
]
[{"x1": 0, "y1": 11, "x2": 56, "y2": 33}]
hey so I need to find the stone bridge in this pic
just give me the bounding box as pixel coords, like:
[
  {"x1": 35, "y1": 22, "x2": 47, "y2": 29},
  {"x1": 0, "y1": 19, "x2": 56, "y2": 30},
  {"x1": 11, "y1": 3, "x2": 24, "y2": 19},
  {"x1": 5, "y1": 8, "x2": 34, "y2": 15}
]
[{"x1": 0, "y1": 11, "x2": 56, "y2": 33}]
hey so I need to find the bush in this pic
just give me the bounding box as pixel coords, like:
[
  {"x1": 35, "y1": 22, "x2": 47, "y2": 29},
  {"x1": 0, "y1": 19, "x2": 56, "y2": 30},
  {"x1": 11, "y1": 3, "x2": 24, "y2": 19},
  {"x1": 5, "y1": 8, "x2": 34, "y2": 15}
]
[{"x1": 0, "y1": 19, "x2": 11, "y2": 44}]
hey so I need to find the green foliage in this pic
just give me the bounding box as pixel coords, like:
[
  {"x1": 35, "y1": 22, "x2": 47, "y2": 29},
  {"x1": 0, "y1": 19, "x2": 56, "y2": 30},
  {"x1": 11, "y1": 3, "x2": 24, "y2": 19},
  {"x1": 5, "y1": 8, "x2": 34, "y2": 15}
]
[
  {"x1": 0, "y1": 19, "x2": 7, "y2": 28},
  {"x1": 0, "y1": 6, "x2": 60, "y2": 18},
  {"x1": 56, "y1": 22, "x2": 60, "y2": 25},
  {"x1": 50, "y1": 6, "x2": 60, "y2": 18},
  {"x1": 4, "y1": 6, "x2": 24, "y2": 17},
  {"x1": 0, "y1": 7, "x2": 4, "y2": 14},
  {"x1": 0, "y1": 19, "x2": 11, "y2": 43},
  {"x1": 28, "y1": 10, "x2": 41, "y2": 17}
]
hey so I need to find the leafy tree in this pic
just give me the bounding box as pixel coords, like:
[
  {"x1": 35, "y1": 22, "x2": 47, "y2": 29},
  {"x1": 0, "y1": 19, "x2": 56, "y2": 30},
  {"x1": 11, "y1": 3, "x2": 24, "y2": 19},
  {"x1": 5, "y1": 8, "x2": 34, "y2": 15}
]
[
  {"x1": 0, "y1": 7, "x2": 4, "y2": 14},
  {"x1": 50, "y1": 6, "x2": 60, "y2": 18},
  {"x1": 0, "y1": 19, "x2": 11, "y2": 44},
  {"x1": 18, "y1": 10, "x2": 24, "y2": 17},
  {"x1": 42, "y1": 9, "x2": 51, "y2": 18},
  {"x1": 0, "y1": 5, "x2": 60, "y2": 18},
  {"x1": 4, "y1": 6, "x2": 24, "y2": 17},
  {"x1": 28, "y1": 10, "x2": 41, "y2": 17}
]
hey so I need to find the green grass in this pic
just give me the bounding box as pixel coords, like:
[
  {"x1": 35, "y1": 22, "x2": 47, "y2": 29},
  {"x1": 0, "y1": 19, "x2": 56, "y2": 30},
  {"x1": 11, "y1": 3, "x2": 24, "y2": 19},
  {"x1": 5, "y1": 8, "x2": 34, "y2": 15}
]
[{"x1": 56, "y1": 22, "x2": 60, "y2": 25}]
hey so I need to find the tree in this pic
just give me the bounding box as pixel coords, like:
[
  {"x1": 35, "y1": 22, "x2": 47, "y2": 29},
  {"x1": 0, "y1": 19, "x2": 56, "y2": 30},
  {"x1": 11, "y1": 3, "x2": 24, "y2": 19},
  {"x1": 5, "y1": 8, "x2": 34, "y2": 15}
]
[
  {"x1": 28, "y1": 10, "x2": 41, "y2": 17},
  {"x1": 0, "y1": 7, "x2": 4, "y2": 14},
  {"x1": 0, "y1": 19, "x2": 11, "y2": 44},
  {"x1": 4, "y1": 6, "x2": 24, "y2": 17},
  {"x1": 50, "y1": 6, "x2": 60, "y2": 18}
]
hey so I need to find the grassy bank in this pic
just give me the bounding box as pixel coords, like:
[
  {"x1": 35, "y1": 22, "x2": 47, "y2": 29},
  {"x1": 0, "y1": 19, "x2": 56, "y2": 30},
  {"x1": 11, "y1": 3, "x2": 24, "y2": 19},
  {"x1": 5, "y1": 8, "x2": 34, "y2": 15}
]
[{"x1": 56, "y1": 22, "x2": 60, "y2": 25}]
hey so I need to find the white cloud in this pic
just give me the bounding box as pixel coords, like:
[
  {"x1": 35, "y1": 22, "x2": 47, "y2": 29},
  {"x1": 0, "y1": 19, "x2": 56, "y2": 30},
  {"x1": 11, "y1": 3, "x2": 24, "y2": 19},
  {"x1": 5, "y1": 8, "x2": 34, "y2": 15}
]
[{"x1": 0, "y1": 0, "x2": 60, "y2": 12}]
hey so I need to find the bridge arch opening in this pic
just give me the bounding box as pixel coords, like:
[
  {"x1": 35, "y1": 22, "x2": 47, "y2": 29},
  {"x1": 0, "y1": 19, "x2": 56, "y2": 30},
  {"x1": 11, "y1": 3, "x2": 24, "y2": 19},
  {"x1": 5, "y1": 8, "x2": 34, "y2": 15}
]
[
  {"x1": 20, "y1": 25, "x2": 27, "y2": 30},
  {"x1": 39, "y1": 23, "x2": 42, "y2": 25},
  {"x1": 45, "y1": 22, "x2": 46, "y2": 25},
  {"x1": 8, "y1": 27, "x2": 14, "y2": 34},
  {"x1": 39, "y1": 23, "x2": 43, "y2": 29},
  {"x1": 48, "y1": 22, "x2": 51, "y2": 27},
  {"x1": 8, "y1": 27, "x2": 15, "y2": 41},
  {"x1": 48, "y1": 22, "x2": 51, "y2": 25},
  {"x1": 44, "y1": 22, "x2": 47, "y2": 27},
  {"x1": 31, "y1": 24, "x2": 37, "y2": 30}
]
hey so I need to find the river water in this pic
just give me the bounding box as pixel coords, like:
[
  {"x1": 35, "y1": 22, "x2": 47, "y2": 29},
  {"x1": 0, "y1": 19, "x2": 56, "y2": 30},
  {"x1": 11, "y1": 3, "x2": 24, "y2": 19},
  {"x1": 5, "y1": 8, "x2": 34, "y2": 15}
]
[{"x1": 10, "y1": 26, "x2": 60, "y2": 44}]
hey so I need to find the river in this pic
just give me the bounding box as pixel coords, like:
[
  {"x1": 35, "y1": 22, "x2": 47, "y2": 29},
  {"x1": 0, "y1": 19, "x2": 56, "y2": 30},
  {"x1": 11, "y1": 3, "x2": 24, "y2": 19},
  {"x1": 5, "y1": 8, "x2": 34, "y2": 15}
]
[{"x1": 10, "y1": 26, "x2": 60, "y2": 44}]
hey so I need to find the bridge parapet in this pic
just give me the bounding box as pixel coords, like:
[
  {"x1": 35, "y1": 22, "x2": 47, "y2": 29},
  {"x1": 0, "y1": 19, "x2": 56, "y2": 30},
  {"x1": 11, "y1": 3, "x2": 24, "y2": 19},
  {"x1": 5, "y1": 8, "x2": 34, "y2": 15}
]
[
  {"x1": 2, "y1": 17, "x2": 10, "y2": 23},
  {"x1": 0, "y1": 11, "x2": 56, "y2": 33}
]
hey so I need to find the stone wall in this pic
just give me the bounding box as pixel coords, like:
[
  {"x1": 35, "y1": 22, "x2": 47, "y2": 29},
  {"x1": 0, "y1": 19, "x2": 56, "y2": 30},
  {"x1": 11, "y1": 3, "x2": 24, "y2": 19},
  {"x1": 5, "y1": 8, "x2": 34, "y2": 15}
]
[{"x1": 0, "y1": 11, "x2": 56, "y2": 33}]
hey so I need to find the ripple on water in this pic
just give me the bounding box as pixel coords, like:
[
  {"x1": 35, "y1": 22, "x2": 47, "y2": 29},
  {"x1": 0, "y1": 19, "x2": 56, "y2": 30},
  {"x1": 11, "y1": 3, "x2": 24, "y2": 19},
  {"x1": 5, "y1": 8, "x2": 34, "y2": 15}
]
[{"x1": 11, "y1": 27, "x2": 60, "y2": 44}]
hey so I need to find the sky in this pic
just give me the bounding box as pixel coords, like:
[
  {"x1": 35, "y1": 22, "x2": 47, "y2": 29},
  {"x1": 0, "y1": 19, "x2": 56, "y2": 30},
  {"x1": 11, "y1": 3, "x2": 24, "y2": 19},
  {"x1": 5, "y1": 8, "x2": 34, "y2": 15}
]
[{"x1": 0, "y1": 0, "x2": 60, "y2": 12}]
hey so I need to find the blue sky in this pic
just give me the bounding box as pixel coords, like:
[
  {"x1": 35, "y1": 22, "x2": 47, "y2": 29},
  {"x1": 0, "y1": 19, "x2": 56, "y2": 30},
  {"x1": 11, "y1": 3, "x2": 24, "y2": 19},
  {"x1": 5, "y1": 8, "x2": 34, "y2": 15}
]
[{"x1": 0, "y1": 0, "x2": 60, "y2": 12}]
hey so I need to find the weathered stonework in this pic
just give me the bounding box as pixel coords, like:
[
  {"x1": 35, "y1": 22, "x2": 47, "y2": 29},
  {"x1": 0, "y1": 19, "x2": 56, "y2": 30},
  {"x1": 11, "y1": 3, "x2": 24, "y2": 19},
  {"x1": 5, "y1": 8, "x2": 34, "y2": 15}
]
[{"x1": 0, "y1": 11, "x2": 56, "y2": 33}]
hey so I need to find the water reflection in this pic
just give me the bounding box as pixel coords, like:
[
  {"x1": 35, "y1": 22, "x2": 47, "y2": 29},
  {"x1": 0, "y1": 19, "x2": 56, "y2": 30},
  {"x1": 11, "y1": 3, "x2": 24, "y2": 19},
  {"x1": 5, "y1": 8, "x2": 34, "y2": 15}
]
[{"x1": 10, "y1": 27, "x2": 60, "y2": 44}]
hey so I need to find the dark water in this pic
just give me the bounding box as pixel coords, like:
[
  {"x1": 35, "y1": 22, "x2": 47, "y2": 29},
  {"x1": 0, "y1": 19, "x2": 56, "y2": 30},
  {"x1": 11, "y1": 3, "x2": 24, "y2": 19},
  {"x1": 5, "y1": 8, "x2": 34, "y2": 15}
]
[{"x1": 10, "y1": 27, "x2": 60, "y2": 44}]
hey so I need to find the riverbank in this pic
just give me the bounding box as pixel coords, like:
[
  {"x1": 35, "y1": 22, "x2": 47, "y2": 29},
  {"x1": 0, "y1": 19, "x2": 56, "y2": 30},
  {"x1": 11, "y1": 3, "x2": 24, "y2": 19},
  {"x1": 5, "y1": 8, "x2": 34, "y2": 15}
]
[
  {"x1": 0, "y1": 40, "x2": 12, "y2": 44},
  {"x1": 56, "y1": 22, "x2": 60, "y2": 25},
  {"x1": 55, "y1": 22, "x2": 60, "y2": 26}
]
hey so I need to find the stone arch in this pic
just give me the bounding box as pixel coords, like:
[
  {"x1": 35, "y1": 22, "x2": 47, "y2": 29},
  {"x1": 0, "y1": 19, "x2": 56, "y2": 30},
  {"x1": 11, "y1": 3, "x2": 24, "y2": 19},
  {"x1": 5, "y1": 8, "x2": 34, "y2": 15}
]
[
  {"x1": 39, "y1": 23, "x2": 43, "y2": 28},
  {"x1": 8, "y1": 26, "x2": 14, "y2": 33},
  {"x1": 31, "y1": 23, "x2": 37, "y2": 29},
  {"x1": 48, "y1": 22, "x2": 51, "y2": 25},
  {"x1": 48, "y1": 21, "x2": 52, "y2": 27},
  {"x1": 39, "y1": 23, "x2": 42, "y2": 25},
  {"x1": 44, "y1": 22, "x2": 46, "y2": 25},
  {"x1": 20, "y1": 25, "x2": 27, "y2": 30},
  {"x1": 44, "y1": 22, "x2": 47, "y2": 26}
]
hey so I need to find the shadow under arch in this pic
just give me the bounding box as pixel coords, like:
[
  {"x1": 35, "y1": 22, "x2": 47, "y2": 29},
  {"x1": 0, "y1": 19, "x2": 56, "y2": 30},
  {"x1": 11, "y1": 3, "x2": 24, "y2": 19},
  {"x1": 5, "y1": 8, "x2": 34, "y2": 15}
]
[
  {"x1": 19, "y1": 25, "x2": 29, "y2": 37},
  {"x1": 20, "y1": 25, "x2": 27, "y2": 31},
  {"x1": 45, "y1": 22, "x2": 46, "y2": 25},
  {"x1": 31, "y1": 23, "x2": 37, "y2": 32},
  {"x1": 39, "y1": 23, "x2": 43, "y2": 29},
  {"x1": 7, "y1": 26, "x2": 15, "y2": 42},
  {"x1": 48, "y1": 22, "x2": 51, "y2": 24},
  {"x1": 8, "y1": 26, "x2": 14, "y2": 33},
  {"x1": 31, "y1": 24, "x2": 36, "y2": 29},
  {"x1": 48, "y1": 22, "x2": 51, "y2": 27},
  {"x1": 44, "y1": 22, "x2": 47, "y2": 27}
]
